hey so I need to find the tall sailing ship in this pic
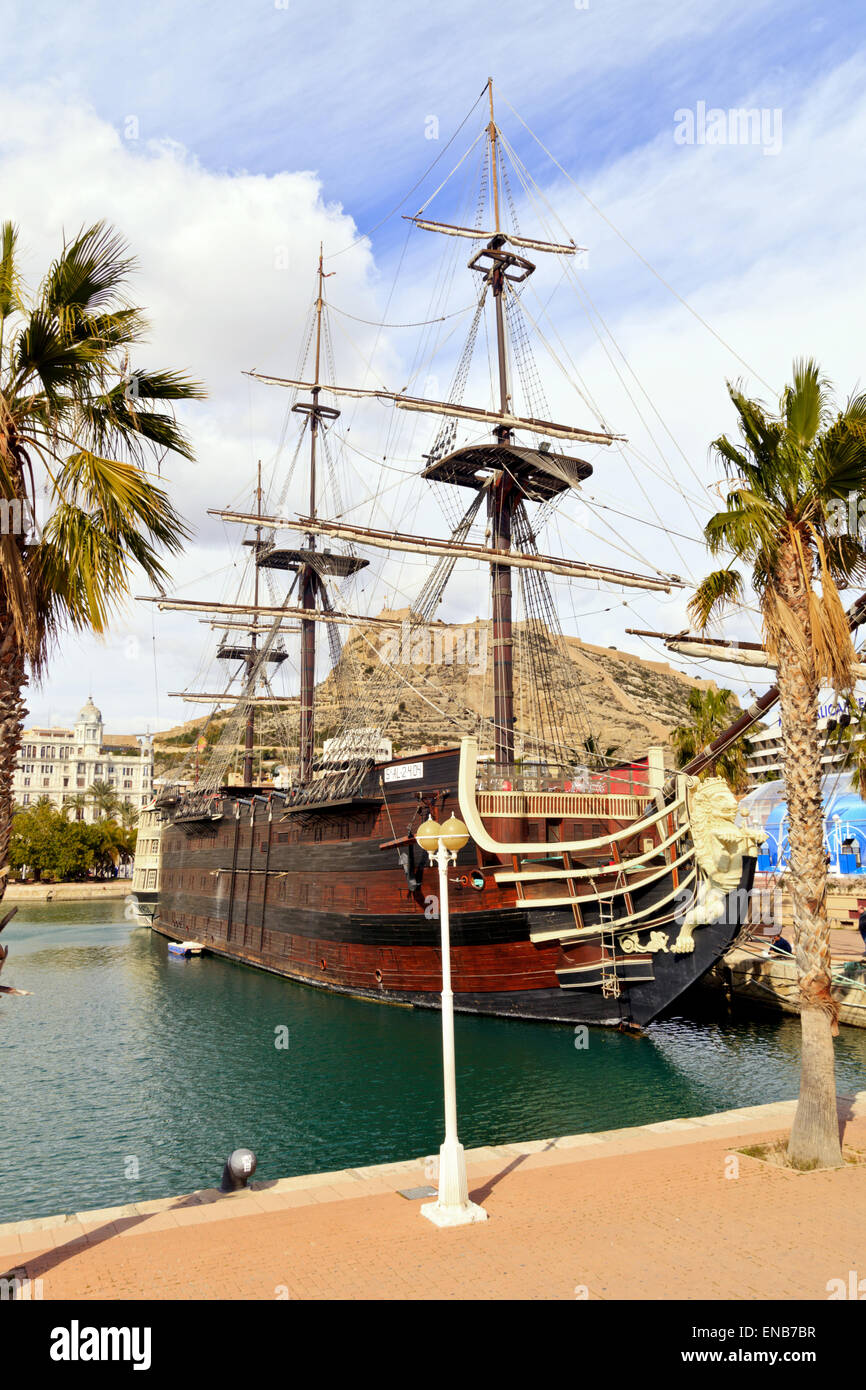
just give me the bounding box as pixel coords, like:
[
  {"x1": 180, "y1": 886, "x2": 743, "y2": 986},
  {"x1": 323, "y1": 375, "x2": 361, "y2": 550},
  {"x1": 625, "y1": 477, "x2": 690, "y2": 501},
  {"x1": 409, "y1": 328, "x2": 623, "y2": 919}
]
[{"x1": 134, "y1": 82, "x2": 764, "y2": 1027}]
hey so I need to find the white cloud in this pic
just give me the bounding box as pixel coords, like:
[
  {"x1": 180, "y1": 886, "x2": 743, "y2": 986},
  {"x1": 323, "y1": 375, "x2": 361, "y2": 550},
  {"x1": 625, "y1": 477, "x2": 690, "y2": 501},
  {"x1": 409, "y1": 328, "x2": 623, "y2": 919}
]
[
  {"x1": 6, "y1": 35, "x2": 866, "y2": 735},
  {"x1": 0, "y1": 85, "x2": 385, "y2": 731}
]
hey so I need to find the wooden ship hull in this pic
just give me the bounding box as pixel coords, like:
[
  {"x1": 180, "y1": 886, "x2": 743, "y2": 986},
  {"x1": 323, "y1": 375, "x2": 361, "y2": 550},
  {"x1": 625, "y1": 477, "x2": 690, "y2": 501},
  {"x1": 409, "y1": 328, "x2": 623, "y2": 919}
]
[{"x1": 143, "y1": 744, "x2": 757, "y2": 1028}]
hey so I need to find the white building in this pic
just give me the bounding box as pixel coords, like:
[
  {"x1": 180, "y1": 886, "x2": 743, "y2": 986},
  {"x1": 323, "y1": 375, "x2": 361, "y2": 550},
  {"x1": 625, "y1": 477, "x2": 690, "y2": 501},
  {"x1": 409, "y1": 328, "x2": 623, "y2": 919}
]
[
  {"x1": 13, "y1": 696, "x2": 154, "y2": 822},
  {"x1": 131, "y1": 802, "x2": 163, "y2": 909},
  {"x1": 745, "y1": 689, "x2": 866, "y2": 786}
]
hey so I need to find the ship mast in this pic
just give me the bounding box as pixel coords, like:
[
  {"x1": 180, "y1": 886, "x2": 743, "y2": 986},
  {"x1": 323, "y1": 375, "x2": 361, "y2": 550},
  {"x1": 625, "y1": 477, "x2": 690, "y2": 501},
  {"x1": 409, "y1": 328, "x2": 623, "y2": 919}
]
[
  {"x1": 176, "y1": 84, "x2": 694, "y2": 797},
  {"x1": 298, "y1": 248, "x2": 326, "y2": 783},
  {"x1": 487, "y1": 78, "x2": 515, "y2": 768},
  {"x1": 243, "y1": 460, "x2": 262, "y2": 785}
]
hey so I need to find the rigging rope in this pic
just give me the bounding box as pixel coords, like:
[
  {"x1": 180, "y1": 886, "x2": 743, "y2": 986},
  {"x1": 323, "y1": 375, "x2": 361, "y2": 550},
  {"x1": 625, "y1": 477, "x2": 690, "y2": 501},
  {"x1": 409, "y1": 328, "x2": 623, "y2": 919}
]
[{"x1": 497, "y1": 89, "x2": 776, "y2": 392}]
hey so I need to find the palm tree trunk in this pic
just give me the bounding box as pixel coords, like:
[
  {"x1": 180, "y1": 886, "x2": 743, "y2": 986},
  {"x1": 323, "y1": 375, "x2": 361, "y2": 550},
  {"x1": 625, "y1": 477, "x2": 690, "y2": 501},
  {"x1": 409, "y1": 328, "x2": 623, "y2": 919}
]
[
  {"x1": 0, "y1": 601, "x2": 27, "y2": 905},
  {"x1": 774, "y1": 538, "x2": 843, "y2": 1168}
]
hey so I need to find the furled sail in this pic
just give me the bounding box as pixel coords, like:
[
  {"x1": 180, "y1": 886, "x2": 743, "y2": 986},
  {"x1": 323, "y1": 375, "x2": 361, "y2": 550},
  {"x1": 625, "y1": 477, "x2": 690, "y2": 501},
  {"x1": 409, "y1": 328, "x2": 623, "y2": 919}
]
[
  {"x1": 244, "y1": 372, "x2": 619, "y2": 445},
  {"x1": 407, "y1": 216, "x2": 585, "y2": 257}
]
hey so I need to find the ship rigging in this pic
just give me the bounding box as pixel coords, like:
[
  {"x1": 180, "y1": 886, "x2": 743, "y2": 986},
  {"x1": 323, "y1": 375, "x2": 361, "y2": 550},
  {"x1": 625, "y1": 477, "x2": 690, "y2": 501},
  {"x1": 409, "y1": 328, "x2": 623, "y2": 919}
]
[
  {"x1": 135, "y1": 80, "x2": 773, "y2": 1028},
  {"x1": 142, "y1": 79, "x2": 693, "y2": 803}
]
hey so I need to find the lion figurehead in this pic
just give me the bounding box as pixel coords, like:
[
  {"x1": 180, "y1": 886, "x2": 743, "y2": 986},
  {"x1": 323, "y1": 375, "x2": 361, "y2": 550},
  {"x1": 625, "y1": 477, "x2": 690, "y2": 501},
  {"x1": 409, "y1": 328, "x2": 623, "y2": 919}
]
[
  {"x1": 685, "y1": 774, "x2": 762, "y2": 885},
  {"x1": 687, "y1": 775, "x2": 735, "y2": 862}
]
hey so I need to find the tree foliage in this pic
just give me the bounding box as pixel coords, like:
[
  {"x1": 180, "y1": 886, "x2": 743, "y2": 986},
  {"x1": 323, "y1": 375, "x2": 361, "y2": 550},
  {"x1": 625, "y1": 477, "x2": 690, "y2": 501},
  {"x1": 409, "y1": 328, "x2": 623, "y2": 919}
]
[
  {"x1": 670, "y1": 686, "x2": 747, "y2": 792},
  {"x1": 10, "y1": 798, "x2": 136, "y2": 881},
  {"x1": 689, "y1": 358, "x2": 866, "y2": 1169}
]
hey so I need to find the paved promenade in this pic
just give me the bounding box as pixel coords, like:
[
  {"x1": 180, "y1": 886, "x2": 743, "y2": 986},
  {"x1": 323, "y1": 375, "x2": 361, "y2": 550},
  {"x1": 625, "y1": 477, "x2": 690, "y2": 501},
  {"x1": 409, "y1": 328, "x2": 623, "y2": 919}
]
[
  {"x1": 5, "y1": 879, "x2": 130, "y2": 903},
  {"x1": 3, "y1": 1094, "x2": 865, "y2": 1300}
]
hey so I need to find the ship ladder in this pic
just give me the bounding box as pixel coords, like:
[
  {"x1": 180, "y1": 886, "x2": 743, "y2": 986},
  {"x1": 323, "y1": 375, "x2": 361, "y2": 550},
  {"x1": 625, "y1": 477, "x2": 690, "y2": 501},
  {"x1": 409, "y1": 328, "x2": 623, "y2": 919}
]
[{"x1": 594, "y1": 874, "x2": 624, "y2": 1000}]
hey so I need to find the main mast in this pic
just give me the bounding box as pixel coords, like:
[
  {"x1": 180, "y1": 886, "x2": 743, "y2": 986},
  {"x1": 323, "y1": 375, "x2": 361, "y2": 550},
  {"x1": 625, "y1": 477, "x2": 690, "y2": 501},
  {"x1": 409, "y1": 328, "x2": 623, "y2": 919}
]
[
  {"x1": 243, "y1": 460, "x2": 263, "y2": 784},
  {"x1": 298, "y1": 248, "x2": 326, "y2": 783},
  {"x1": 487, "y1": 78, "x2": 515, "y2": 768},
  {"x1": 189, "y1": 83, "x2": 691, "y2": 796}
]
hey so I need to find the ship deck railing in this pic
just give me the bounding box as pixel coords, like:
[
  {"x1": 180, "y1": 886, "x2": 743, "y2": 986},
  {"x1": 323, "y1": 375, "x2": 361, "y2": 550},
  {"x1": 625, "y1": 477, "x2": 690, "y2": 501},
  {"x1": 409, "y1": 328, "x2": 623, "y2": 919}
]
[
  {"x1": 474, "y1": 761, "x2": 653, "y2": 823},
  {"x1": 171, "y1": 792, "x2": 227, "y2": 824},
  {"x1": 475, "y1": 763, "x2": 651, "y2": 793},
  {"x1": 477, "y1": 788, "x2": 646, "y2": 821}
]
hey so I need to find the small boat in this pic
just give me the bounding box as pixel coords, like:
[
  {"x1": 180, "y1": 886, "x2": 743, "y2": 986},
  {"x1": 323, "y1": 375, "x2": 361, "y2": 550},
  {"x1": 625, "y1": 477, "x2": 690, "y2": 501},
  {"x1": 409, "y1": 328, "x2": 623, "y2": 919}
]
[{"x1": 167, "y1": 941, "x2": 205, "y2": 957}]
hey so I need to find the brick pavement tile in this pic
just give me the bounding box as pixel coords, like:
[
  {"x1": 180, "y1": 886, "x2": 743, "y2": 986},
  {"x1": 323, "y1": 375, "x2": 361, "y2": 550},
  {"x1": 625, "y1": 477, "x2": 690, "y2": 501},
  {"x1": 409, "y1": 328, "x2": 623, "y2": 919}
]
[
  {"x1": 125, "y1": 1213, "x2": 180, "y2": 1233},
  {"x1": 553, "y1": 1133, "x2": 606, "y2": 1149},
  {"x1": 133, "y1": 1197, "x2": 181, "y2": 1215},
  {"x1": 74, "y1": 1204, "x2": 138, "y2": 1225},
  {"x1": 17, "y1": 1231, "x2": 57, "y2": 1255},
  {"x1": 172, "y1": 1207, "x2": 219, "y2": 1227},
  {"x1": 341, "y1": 1176, "x2": 405, "y2": 1196},
  {"x1": 306, "y1": 1184, "x2": 362, "y2": 1204},
  {"x1": 39, "y1": 1223, "x2": 89, "y2": 1250},
  {"x1": 323, "y1": 1181, "x2": 382, "y2": 1200}
]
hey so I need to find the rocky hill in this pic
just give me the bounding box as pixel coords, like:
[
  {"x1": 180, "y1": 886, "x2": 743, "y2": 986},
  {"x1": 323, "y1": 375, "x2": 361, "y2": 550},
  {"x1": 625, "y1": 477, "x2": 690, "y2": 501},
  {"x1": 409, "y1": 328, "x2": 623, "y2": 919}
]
[{"x1": 152, "y1": 610, "x2": 727, "y2": 774}]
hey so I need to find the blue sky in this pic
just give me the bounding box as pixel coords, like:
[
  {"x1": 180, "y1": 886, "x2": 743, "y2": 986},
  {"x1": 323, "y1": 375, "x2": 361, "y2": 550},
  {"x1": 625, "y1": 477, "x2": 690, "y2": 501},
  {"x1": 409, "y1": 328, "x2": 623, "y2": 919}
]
[
  {"x1": 4, "y1": 0, "x2": 866, "y2": 733},
  {"x1": 7, "y1": 0, "x2": 855, "y2": 240}
]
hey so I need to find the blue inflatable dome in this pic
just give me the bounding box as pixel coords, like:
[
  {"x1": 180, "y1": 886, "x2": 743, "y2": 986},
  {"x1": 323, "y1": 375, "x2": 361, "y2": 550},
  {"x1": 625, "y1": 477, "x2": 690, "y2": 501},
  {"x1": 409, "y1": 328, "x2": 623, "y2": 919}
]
[{"x1": 738, "y1": 772, "x2": 866, "y2": 874}]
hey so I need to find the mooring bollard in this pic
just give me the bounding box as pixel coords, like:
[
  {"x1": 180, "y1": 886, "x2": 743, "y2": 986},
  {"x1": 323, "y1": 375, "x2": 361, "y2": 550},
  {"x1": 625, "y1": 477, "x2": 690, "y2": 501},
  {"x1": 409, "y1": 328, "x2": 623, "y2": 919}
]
[{"x1": 219, "y1": 1148, "x2": 257, "y2": 1193}]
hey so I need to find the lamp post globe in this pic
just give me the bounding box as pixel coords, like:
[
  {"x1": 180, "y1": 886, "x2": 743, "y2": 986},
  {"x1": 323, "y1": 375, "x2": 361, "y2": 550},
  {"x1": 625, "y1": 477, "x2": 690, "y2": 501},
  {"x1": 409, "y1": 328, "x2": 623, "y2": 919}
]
[
  {"x1": 439, "y1": 815, "x2": 469, "y2": 852},
  {"x1": 415, "y1": 817, "x2": 442, "y2": 854}
]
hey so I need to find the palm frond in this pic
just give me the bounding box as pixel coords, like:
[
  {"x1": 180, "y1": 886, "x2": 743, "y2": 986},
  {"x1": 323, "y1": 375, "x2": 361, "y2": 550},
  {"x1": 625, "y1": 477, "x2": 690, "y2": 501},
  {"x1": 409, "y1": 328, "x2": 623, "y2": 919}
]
[
  {"x1": 703, "y1": 489, "x2": 782, "y2": 562},
  {"x1": 127, "y1": 369, "x2": 207, "y2": 403},
  {"x1": 809, "y1": 535, "x2": 855, "y2": 691},
  {"x1": 0, "y1": 219, "x2": 201, "y2": 673},
  {"x1": 821, "y1": 532, "x2": 866, "y2": 587},
  {"x1": 10, "y1": 309, "x2": 98, "y2": 401},
  {"x1": 669, "y1": 685, "x2": 746, "y2": 790},
  {"x1": 40, "y1": 222, "x2": 136, "y2": 322},
  {"x1": 54, "y1": 449, "x2": 189, "y2": 545},
  {"x1": 0, "y1": 221, "x2": 22, "y2": 322},
  {"x1": 75, "y1": 376, "x2": 204, "y2": 463},
  {"x1": 812, "y1": 404, "x2": 866, "y2": 502},
  {"x1": 687, "y1": 568, "x2": 744, "y2": 630},
  {"x1": 783, "y1": 357, "x2": 831, "y2": 447},
  {"x1": 726, "y1": 385, "x2": 784, "y2": 467}
]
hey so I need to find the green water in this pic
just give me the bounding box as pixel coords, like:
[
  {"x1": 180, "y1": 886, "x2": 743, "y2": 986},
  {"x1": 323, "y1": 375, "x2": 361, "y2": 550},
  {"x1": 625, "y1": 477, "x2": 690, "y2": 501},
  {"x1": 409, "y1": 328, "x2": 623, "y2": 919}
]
[{"x1": 2, "y1": 901, "x2": 866, "y2": 1224}]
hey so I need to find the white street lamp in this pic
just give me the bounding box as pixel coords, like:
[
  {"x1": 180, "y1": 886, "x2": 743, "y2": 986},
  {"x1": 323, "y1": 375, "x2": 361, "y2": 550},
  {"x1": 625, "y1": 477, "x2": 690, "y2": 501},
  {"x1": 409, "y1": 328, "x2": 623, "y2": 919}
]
[{"x1": 415, "y1": 813, "x2": 488, "y2": 1228}]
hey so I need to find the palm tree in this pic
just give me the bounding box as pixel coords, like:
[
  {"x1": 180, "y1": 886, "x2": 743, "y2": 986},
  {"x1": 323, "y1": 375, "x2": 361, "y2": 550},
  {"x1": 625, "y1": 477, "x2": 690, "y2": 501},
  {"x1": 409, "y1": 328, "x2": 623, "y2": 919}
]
[
  {"x1": 0, "y1": 219, "x2": 203, "y2": 912},
  {"x1": 690, "y1": 358, "x2": 866, "y2": 1169},
  {"x1": 90, "y1": 817, "x2": 136, "y2": 877},
  {"x1": 118, "y1": 798, "x2": 139, "y2": 830},
  {"x1": 88, "y1": 779, "x2": 121, "y2": 820},
  {"x1": 63, "y1": 792, "x2": 89, "y2": 822},
  {"x1": 670, "y1": 687, "x2": 748, "y2": 793}
]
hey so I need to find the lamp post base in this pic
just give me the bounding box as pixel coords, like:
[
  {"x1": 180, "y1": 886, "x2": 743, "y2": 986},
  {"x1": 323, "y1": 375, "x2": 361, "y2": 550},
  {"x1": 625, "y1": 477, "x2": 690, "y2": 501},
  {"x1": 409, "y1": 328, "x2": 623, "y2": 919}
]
[
  {"x1": 420, "y1": 1197, "x2": 488, "y2": 1228},
  {"x1": 420, "y1": 1137, "x2": 488, "y2": 1227}
]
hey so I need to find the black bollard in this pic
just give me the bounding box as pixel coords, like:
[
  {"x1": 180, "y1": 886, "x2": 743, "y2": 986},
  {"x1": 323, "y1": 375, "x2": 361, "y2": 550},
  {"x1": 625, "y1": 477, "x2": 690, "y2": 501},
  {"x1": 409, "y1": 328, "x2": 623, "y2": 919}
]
[{"x1": 219, "y1": 1147, "x2": 257, "y2": 1193}]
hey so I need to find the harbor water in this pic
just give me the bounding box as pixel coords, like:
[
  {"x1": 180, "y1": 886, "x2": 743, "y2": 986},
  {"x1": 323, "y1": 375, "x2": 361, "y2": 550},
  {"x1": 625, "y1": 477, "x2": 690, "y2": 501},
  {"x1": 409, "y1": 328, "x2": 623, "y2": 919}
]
[{"x1": 3, "y1": 900, "x2": 866, "y2": 1224}]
